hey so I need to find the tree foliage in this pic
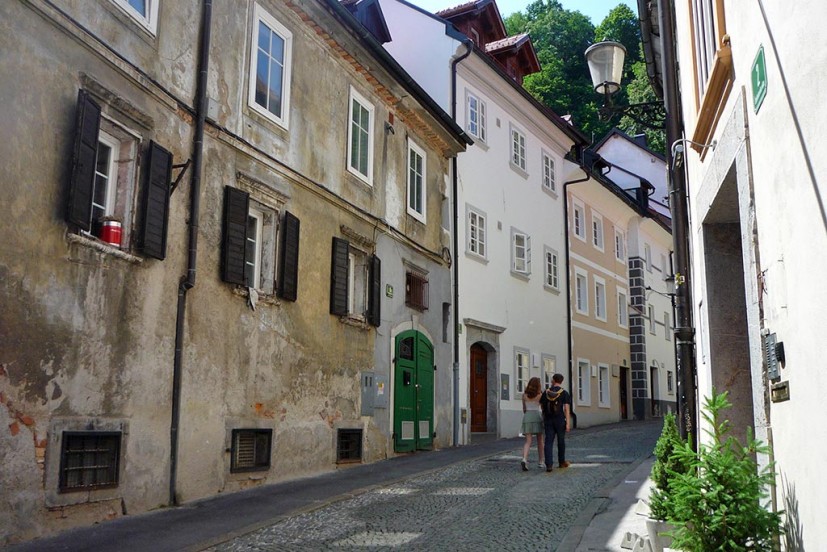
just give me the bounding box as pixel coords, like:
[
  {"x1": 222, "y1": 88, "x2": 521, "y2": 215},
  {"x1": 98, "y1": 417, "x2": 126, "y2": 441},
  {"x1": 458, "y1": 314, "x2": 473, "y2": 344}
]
[{"x1": 505, "y1": 1, "x2": 665, "y2": 152}]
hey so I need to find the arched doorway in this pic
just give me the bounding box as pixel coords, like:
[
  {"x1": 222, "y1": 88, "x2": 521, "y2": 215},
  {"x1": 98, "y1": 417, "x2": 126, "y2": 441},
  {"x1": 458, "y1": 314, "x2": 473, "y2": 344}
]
[{"x1": 393, "y1": 330, "x2": 434, "y2": 452}]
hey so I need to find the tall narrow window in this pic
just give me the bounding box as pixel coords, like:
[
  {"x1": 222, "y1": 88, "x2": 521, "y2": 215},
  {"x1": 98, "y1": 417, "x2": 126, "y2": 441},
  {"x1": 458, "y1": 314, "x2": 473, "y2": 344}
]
[
  {"x1": 249, "y1": 5, "x2": 292, "y2": 128},
  {"x1": 577, "y1": 360, "x2": 591, "y2": 405},
  {"x1": 467, "y1": 207, "x2": 486, "y2": 258},
  {"x1": 542, "y1": 152, "x2": 556, "y2": 192},
  {"x1": 91, "y1": 133, "x2": 120, "y2": 227},
  {"x1": 592, "y1": 213, "x2": 604, "y2": 251},
  {"x1": 544, "y1": 248, "x2": 559, "y2": 289},
  {"x1": 407, "y1": 140, "x2": 426, "y2": 222},
  {"x1": 644, "y1": 243, "x2": 652, "y2": 272},
  {"x1": 615, "y1": 230, "x2": 626, "y2": 261},
  {"x1": 617, "y1": 290, "x2": 628, "y2": 327},
  {"x1": 347, "y1": 87, "x2": 374, "y2": 184},
  {"x1": 594, "y1": 278, "x2": 607, "y2": 321},
  {"x1": 511, "y1": 229, "x2": 531, "y2": 276},
  {"x1": 648, "y1": 305, "x2": 656, "y2": 334},
  {"x1": 575, "y1": 270, "x2": 588, "y2": 314},
  {"x1": 245, "y1": 207, "x2": 264, "y2": 290},
  {"x1": 573, "y1": 202, "x2": 586, "y2": 240},
  {"x1": 542, "y1": 356, "x2": 556, "y2": 388},
  {"x1": 510, "y1": 126, "x2": 526, "y2": 171},
  {"x1": 664, "y1": 312, "x2": 671, "y2": 341},
  {"x1": 516, "y1": 349, "x2": 529, "y2": 393},
  {"x1": 466, "y1": 92, "x2": 487, "y2": 142},
  {"x1": 598, "y1": 365, "x2": 610, "y2": 406}
]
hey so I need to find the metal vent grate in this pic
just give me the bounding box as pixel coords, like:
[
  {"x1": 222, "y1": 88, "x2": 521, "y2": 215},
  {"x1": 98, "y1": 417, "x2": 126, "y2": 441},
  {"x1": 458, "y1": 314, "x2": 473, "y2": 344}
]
[
  {"x1": 231, "y1": 429, "x2": 272, "y2": 472},
  {"x1": 337, "y1": 428, "x2": 363, "y2": 463}
]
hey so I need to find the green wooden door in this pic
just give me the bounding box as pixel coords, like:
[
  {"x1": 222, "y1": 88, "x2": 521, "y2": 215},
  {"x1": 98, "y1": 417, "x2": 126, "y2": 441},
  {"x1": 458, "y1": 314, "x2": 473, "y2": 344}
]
[{"x1": 393, "y1": 330, "x2": 434, "y2": 452}]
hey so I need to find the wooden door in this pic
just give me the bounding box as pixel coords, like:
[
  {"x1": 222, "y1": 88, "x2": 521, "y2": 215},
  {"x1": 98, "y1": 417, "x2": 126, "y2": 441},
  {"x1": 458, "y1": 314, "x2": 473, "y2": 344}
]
[{"x1": 470, "y1": 345, "x2": 488, "y2": 432}]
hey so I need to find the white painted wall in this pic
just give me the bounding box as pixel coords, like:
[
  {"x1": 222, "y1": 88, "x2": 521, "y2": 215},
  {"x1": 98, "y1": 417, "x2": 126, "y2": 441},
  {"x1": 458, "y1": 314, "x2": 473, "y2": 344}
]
[
  {"x1": 380, "y1": 1, "x2": 458, "y2": 112},
  {"x1": 675, "y1": 0, "x2": 827, "y2": 545}
]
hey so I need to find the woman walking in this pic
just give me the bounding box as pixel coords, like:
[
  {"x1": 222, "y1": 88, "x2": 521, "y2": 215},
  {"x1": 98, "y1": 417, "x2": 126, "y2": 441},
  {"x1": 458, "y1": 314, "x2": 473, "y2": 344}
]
[{"x1": 520, "y1": 376, "x2": 545, "y2": 471}]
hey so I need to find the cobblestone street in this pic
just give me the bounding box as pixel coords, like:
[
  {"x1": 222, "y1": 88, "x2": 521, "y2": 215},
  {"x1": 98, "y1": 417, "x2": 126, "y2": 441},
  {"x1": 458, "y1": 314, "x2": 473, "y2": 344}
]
[{"x1": 208, "y1": 420, "x2": 660, "y2": 552}]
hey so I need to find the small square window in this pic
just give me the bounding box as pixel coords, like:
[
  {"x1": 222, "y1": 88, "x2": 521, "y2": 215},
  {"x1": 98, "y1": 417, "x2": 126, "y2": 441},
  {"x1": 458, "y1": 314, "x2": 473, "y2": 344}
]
[
  {"x1": 59, "y1": 432, "x2": 121, "y2": 492},
  {"x1": 231, "y1": 429, "x2": 272, "y2": 473},
  {"x1": 406, "y1": 271, "x2": 429, "y2": 311}
]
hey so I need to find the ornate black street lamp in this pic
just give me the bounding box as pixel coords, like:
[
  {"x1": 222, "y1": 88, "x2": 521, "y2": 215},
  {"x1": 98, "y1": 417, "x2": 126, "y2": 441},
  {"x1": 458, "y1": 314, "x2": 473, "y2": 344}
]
[{"x1": 585, "y1": 41, "x2": 666, "y2": 129}]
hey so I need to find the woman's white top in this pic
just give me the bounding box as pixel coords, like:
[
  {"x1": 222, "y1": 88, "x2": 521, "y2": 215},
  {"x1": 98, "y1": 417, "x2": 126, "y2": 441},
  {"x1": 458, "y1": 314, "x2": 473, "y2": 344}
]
[{"x1": 523, "y1": 393, "x2": 541, "y2": 412}]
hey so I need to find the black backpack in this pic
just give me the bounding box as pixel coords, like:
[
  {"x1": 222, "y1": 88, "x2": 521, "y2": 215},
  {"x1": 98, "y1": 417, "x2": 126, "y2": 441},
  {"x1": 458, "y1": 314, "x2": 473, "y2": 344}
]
[{"x1": 542, "y1": 388, "x2": 564, "y2": 417}]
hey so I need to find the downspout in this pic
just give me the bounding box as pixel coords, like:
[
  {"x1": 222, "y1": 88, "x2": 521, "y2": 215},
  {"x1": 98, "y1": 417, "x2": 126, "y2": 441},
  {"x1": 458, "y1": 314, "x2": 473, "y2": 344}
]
[
  {"x1": 170, "y1": 0, "x2": 212, "y2": 505},
  {"x1": 659, "y1": 0, "x2": 697, "y2": 448},
  {"x1": 451, "y1": 38, "x2": 473, "y2": 447},
  {"x1": 563, "y1": 158, "x2": 590, "y2": 429}
]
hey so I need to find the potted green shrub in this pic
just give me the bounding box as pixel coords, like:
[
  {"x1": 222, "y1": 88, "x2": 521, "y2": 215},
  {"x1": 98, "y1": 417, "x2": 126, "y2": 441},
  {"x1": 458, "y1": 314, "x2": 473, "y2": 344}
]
[
  {"x1": 647, "y1": 411, "x2": 688, "y2": 552},
  {"x1": 667, "y1": 389, "x2": 783, "y2": 551}
]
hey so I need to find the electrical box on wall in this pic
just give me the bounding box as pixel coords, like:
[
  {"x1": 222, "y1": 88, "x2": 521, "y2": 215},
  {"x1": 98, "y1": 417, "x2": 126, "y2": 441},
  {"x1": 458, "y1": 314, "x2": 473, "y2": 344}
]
[
  {"x1": 360, "y1": 372, "x2": 375, "y2": 416},
  {"x1": 763, "y1": 332, "x2": 784, "y2": 381}
]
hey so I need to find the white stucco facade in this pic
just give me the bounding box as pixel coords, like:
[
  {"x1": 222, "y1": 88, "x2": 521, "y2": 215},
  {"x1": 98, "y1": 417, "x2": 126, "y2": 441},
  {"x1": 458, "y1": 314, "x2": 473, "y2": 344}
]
[{"x1": 673, "y1": 1, "x2": 827, "y2": 545}]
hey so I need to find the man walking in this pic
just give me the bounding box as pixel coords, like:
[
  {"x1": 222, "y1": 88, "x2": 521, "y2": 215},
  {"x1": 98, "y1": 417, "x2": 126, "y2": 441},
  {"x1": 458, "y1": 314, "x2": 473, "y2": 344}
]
[{"x1": 540, "y1": 373, "x2": 571, "y2": 472}]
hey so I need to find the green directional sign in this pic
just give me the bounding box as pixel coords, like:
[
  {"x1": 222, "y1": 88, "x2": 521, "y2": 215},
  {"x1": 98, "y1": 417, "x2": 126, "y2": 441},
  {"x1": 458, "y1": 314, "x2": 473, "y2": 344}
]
[{"x1": 752, "y1": 46, "x2": 767, "y2": 113}]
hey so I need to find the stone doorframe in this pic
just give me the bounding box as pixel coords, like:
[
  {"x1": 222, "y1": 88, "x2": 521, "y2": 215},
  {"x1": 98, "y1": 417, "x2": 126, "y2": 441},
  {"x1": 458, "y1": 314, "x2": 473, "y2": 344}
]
[{"x1": 464, "y1": 318, "x2": 505, "y2": 437}]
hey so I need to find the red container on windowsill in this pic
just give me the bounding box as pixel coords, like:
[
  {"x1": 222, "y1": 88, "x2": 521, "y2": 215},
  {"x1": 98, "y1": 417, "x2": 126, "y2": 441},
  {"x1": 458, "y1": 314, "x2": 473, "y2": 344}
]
[{"x1": 99, "y1": 220, "x2": 123, "y2": 248}]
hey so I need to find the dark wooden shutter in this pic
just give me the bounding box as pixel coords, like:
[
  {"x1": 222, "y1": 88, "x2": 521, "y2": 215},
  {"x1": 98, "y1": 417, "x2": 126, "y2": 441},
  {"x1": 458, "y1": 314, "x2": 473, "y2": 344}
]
[
  {"x1": 138, "y1": 141, "x2": 172, "y2": 260},
  {"x1": 367, "y1": 254, "x2": 381, "y2": 327},
  {"x1": 221, "y1": 186, "x2": 249, "y2": 286},
  {"x1": 330, "y1": 237, "x2": 350, "y2": 316},
  {"x1": 277, "y1": 211, "x2": 300, "y2": 301},
  {"x1": 66, "y1": 90, "x2": 101, "y2": 231}
]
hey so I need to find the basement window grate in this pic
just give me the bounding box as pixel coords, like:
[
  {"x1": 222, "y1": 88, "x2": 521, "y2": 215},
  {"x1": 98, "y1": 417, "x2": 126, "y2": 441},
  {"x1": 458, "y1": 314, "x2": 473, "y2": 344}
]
[
  {"x1": 337, "y1": 428, "x2": 363, "y2": 464},
  {"x1": 231, "y1": 429, "x2": 272, "y2": 473},
  {"x1": 59, "y1": 431, "x2": 121, "y2": 492}
]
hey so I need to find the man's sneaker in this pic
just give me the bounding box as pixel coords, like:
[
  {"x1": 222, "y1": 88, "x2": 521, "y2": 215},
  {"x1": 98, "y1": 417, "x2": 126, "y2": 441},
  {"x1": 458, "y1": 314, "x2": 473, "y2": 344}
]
[
  {"x1": 559, "y1": 461, "x2": 571, "y2": 468},
  {"x1": 521, "y1": 459, "x2": 528, "y2": 471},
  {"x1": 538, "y1": 462, "x2": 546, "y2": 470}
]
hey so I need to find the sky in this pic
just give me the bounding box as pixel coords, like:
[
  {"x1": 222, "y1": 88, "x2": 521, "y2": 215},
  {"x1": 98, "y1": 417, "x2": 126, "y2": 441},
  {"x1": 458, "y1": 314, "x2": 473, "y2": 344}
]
[{"x1": 408, "y1": 0, "x2": 637, "y2": 24}]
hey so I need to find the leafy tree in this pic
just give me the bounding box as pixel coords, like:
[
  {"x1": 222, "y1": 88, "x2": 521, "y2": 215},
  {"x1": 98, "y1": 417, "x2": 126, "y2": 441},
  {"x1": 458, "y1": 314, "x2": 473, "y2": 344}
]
[{"x1": 505, "y1": 1, "x2": 665, "y2": 152}]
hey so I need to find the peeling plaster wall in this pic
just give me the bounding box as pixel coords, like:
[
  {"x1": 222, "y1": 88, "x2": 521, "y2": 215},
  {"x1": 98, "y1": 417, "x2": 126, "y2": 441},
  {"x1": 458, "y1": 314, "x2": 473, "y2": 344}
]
[{"x1": 1, "y1": 0, "x2": 463, "y2": 544}]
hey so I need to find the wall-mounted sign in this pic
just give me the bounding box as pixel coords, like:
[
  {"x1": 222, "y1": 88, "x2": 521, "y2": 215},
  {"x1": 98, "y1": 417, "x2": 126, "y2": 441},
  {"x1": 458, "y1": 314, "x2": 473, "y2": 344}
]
[{"x1": 752, "y1": 46, "x2": 767, "y2": 113}]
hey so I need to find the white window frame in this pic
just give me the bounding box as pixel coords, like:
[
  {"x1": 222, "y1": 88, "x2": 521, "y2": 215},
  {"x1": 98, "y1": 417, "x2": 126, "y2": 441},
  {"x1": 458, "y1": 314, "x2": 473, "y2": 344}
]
[
  {"x1": 511, "y1": 228, "x2": 531, "y2": 276},
  {"x1": 598, "y1": 364, "x2": 610, "y2": 407},
  {"x1": 577, "y1": 359, "x2": 591, "y2": 406},
  {"x1": 347, "y1": 247, "x2": 369, "y2": 319},
  {"x1": 466, "y1": 205, "x2": 487, "y2": 260},
  {"x1": 617, "y1": 289, "x2": 628, "y2": 328},
  {"x1": 575, "y1": 268, "x2": 589, "y2": 315},
  {"x1": 240, "y1": 190, "x2": 283, "y2": 296},
  {"x1": 572, "y1": 199, "x2": 586, "y2": 241},
  {"x1": 248, "y1": 4, "x2": 293, "y2": 129},
  {"x1": 648, "y1": 304, "x2": 656, "y2": 334},
  {"x1": 542, "y1": 355, "x2": 556, "y2": 389},
  {"x1": 245, "y1": 206, "x2": 264, "y2": 290},
  {"x1": 406, "y1": 139, "x2": 426, "y2": 223},
  {"x1": 466, "y1": 91, "x2": 487, "y2": 143},
  {"x1": 644, "y1": 243, "x2": 652, "y2": 272},
  {"x1": 541, "y1": 150, "x2": 556, "y2": 193},
  {"x1": 614, "y1": 229, "x2": 626, "y2": 262},
  {"x1": 592, "y1": 211, "x2": 604, "y2": 251},
  {"x1": 347, "y1": 86, "x2": 375, "y2": 185},
  {"x1": 515, "y1": 348, "x2": 529, "y2": 393},
  {"x1": 510, "y1": 125, "x2": 526, "y2": 172},
  {"x1": 543, "y1": 246, "x2": 559, "y2": 290},
  {"x1": 594, "y1": 276, "x2": 607, "y2": 322},
  {"x1": 112, "y1": 0, "x2": 160, "y2": 34},
  {"x1": 91, "y1": 132, "x2": 121, "y2": 224}
]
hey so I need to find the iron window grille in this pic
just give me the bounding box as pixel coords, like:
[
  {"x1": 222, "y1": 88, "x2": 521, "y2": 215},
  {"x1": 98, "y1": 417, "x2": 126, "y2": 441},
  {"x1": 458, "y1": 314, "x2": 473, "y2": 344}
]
[
  {"x1": 59, "y1": 431, "x2": 121, "y2": 492},
  {"x1": 337, "y1": 428, "x2": 363, "y2": 463},
  {"x1": 406, "y1": 271, "x2": 429, "y2": 311},
  {"x1": 231, "y1": 429, "x2": 272, "y2": 473}
]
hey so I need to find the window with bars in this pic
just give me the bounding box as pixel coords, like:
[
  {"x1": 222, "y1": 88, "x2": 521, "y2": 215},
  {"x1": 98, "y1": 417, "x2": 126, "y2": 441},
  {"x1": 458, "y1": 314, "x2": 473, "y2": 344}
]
[
  {"x1": 406, "y1": 271, "x2": 429, "y2": 311},
  {"x1": 337, "y1": 428, "x2": 363, "y2": 463},
  {"x1": 231, "y1": 429, "x2": 272, "y2": 473},
  {"x1": 59, "y1": 432, "x2": 121, "y2": 492}
]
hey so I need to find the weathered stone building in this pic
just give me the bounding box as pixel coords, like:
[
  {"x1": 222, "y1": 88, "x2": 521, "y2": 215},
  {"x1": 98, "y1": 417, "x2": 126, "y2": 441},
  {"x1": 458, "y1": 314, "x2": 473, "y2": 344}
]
[{"x1": 0, "y1": 0, "x2": 467, "y2": 544}]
